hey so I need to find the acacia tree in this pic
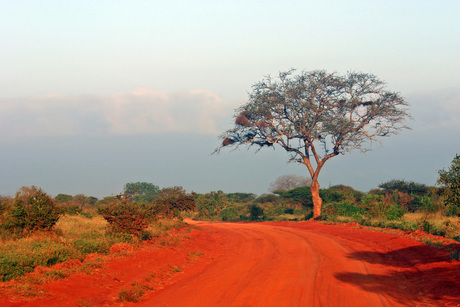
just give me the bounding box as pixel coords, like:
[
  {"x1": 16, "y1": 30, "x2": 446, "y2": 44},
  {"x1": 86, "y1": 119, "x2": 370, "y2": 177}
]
[{"x1": 216, "y1": 70, "x2": 410, "y2": 218}]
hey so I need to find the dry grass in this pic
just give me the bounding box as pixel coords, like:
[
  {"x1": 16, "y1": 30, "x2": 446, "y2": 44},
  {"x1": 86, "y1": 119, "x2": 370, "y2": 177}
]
[
  {"x1": 403, "y1": 212, "x2": 460, "y2": 239},
  {"x1": 0, "y1": 215, "x2": 189, "y2": 283}
]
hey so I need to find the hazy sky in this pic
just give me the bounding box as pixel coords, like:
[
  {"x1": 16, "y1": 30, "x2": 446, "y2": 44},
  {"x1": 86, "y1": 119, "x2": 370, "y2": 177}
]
[{"x1": 1, "y1": 1, "x2": 459, "y2": 198}]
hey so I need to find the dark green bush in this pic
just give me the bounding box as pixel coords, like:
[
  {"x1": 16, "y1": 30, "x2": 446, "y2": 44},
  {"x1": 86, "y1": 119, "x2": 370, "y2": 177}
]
[
  {"x1": 249, "y1": 204, "x2": 264, "y2": 221},
  {"x1": 383, "y1": 205, "x2": 406, "y2": 220},
  {"x1": 275, "y1": 186, "x2": 312, "y2": 208},
  {"x1": 219, "y1": 206, "x2": 241, "y2": 221},
  {"x1": 378, "y1": 179, "x2": 429, "y2": 195},
  {"x1": 321, "y1": 185, "x2": 365, "y2": 204},
  {"x1": 2, "y1": 187, "x2": 62, "y2": 234}
]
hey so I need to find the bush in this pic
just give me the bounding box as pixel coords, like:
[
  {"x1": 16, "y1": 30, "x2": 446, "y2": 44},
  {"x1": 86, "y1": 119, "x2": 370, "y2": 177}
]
[
  {"x1": 378, "y1": 179, "x2": 429, "y2": 195},
  {"x1": 437, "y1": 155, "x2": 460, "y2": 216},
  {"x1": 155, "y1": 187, "x2": 195, "y2": 218},
  {"x1": 321, "y1": 185, "x2": 365, "y2": 204},
  {"x1": 334, "y1": 202, "x2": 364, "y2": 217},
  {"x1": 275, "y1": 186, "x2": 312, "y2": 208},
  {"x1": 384, "y1": 205, "x2": 406, "y2": 220},
  {"x1": 219, "y1": 206, "x2": 241, "y2": 221},
  {"x1": 2, "y1": 187, "x2": 62, "y2": 234},
  {"x1": 195, "y1": 191, "x2": 227, "y2": 219},
  {"x1": 98, "y1": 195, "x2": 155, "y2": 237},
  {"x1": 254, "y1": 194, "x2": 280, "y2": 204},
  {"x1": 226, "y1": 192, "x2": 256, "y2": 203},
  {"x1": 249, "y1": 204, "x2": 264, "y2": 221}
]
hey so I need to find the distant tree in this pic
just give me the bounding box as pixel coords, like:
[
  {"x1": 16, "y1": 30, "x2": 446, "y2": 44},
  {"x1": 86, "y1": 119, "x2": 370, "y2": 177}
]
[
  {"x1": 269, "y1": 174, "x2": 312, "y2": 192},
  {"x1": 55, "y1": 194, "x2": 73, "y2": 203},
  {"x1": 254, "y1": 194, "x2": 281, "y2": 204},
  {"x1": 123, "y1": 182, "x2": 160, "y2": 203},
  {"x1": 155, "y1": 186, "x2": 195, "y2": 217},
  {"x1": 378, "y1": 180, "x2": 428, "y2": 195},
  {"x1": 95, "y1": 196, "x2": 117, "y2": 207},
  {"x1": 226, "y1": 192, "x2": 257, "y2": 203},
  {"x1": 216, "y1": 70, "x2": 410, "y2": 218},
  {"x1": 437, "y1": 154, "x2": 460, "y2": 216},
  {"x1": 87, "y1": 196, "x2": 98, "y2": 206},
  {"x1": 73, "y1": 194, "x2": 88, "y2": 205}
]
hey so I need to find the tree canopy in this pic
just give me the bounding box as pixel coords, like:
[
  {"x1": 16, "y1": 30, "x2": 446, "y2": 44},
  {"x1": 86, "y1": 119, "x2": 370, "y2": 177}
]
[
  {"x1": 217, "y1": 69, "x2": 410, "y2": 218},
  {"x1": 123, "y1": 182, "x2": 160, "y2": 203},
  {"x1": 437, "y1": 154, "x2": 460, "y2": 216},
  {"x1": 378, "y1": 180, "x2": 428, "y2": 196}
]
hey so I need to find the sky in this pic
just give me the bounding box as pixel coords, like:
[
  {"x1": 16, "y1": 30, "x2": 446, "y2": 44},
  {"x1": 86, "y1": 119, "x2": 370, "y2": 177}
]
[{"x1": 1, "y1": 1, "x2": 459, "y2": 198}]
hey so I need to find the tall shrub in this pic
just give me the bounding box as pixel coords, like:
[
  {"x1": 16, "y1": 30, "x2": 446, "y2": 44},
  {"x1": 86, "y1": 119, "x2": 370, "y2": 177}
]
[
  {"x1": 438, "y1": 154, "x2": 460, "y2": 216},
  {"x1": 98, "y1": 195, "x2": 154, "y2": 236},
  {"x1": 2, "y1": 186, "x2": 62, "y2": 234}
]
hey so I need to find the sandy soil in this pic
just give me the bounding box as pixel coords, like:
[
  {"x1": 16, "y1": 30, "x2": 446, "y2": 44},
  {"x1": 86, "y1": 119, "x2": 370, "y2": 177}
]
[{"x1": 0, "y1": 221, "x2": 459, "y2": 306}]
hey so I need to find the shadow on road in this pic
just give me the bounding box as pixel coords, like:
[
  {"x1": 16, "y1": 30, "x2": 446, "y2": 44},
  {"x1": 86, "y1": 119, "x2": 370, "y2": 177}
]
[
  {"x1": 334, "y1": 244, "x2": 460, "y2": 305},
  {"x1": 346, "y1": 244, "x2": 457, "y2": 267}
]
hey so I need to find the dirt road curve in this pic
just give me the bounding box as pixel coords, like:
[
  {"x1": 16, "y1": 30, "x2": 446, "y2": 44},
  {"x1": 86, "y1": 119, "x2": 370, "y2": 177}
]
[
  {"x1": 143, "y1": 221, "x2": 459, "y2": 307},
  {"x1": 1, "y1": 221, "x2": 458, "y2": 306}
]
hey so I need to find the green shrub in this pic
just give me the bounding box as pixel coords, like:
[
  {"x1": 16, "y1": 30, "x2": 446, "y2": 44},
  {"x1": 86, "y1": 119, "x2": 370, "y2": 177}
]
[
  {"x1": 321, "y1": 185, "x2": 365, "y2": 204},
  {"x1": 275, "y1": 186, "x2": 312, "y2": 208},
  {"x1": 2, "y1": 187, "x2": 62, "y2": 235},
  {"x1": 437, "y1": 154, "x2": 460, "y2": 216},
  {"x1": 219, "y1": 206, "x2": 241, "y2": 221},
  {"x1": 249, "y1": 204, "x2": 264, "y2": 221},
  {"x1": 334, "y1": 202, "x2": 364, "y2": 217},
  {"x1": 195, "y1": 191, "x2": 227, "y2": 219},
  {"x1": 384, "y1": 205, "x2": 406, "y2": 220},
  {"x1": 226, "y1": 192, "x2": 256, "y2": 203}
]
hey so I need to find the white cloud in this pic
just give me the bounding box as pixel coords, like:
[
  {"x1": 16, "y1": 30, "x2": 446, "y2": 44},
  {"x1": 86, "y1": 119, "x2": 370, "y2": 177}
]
[{"x1": 0, "y1": 89, "x2": 234, "y2": 140}]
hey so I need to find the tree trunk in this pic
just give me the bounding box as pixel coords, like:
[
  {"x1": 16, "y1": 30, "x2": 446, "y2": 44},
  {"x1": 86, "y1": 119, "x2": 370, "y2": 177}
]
[{"x1": 310, "y1": 180, "x2": 322, "y2": 219}]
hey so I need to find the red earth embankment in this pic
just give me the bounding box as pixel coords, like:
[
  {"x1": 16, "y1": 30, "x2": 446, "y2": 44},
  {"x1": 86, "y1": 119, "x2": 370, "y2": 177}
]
[{"x1": 1, "y1": 221, "x2": 459, "y2": 306}]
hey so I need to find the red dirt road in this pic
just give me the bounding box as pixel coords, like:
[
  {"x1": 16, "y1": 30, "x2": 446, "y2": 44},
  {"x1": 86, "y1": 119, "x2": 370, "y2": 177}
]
[
  {"x1": 142, "y1": 221, "x2": 459, "y2": 307},
  {"x1": 1, "y1": 221, "x2": 459, "y2": 306}
]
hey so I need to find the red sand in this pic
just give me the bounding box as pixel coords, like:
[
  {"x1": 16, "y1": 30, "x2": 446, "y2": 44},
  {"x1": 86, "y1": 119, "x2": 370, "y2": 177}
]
[{"x1": 1, "y1": 220, "x2": 459, "y2": 306}]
